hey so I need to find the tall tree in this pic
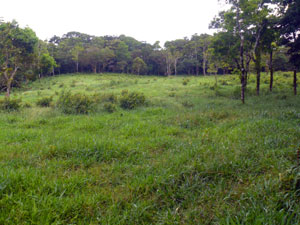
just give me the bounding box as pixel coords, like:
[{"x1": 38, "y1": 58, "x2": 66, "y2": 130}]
[
  {"x1": 280, "y1": 0, "x2": 300, "y2": 95},
  {"x1": 0, "y1": 20, "x2": 38, "y2": 96},
  {"x1": 132, "y1": 57, "x2": 147, "y2": 75}
]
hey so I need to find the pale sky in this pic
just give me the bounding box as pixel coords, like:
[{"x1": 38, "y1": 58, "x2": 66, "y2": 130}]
[{"x1": 1, "y1": 0, "x2": 226, "y2": 45}]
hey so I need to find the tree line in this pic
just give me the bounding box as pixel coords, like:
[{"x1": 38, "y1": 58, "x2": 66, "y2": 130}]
[{"x1": 0, "y1": 0, "x2": 299, "y2": 103}]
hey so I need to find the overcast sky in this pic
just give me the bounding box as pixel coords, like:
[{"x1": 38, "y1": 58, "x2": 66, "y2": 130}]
[{"x1": 1, "y1": 0, "x2": 226, "y2": 45}]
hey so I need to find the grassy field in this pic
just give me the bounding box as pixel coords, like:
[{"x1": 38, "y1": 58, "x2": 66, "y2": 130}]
[{"x1": 1, "y1": 72, "x2": 300, "y2": 224}]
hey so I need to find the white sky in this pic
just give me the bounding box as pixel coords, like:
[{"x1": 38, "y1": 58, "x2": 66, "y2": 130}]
[{"x1": 1, "y1": 0, "x2": 226, "y2": 45}]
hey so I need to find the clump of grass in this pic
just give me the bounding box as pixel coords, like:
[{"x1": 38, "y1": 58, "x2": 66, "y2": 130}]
[
  {"x1": 36, "y1": 96, "x2": 53, "y2": 107},
  {"x1": 182, "y1": 100, "x2": 194, "y2": 108},
  {"x1": 100, "y1": 93, "x2": 118, "y2": 104},
  {"x1": 182, "y1": 78, "x2": 190, "y2": 86},
  {"x1": 169, "y1": 92, "x2": 176, "y2": 97},
  {"x1": 56, "y1": 91, "x2": 95, "y2": 114},
  {"x1": 120, "y1": 91, "x2": 146, "y2": 109},
  {"x1": 104, "y1": 102, "x2": 117, "y2": 113},
  {"x1": 0, "y1": 97, "x2": 22, "y2": 111},
  {"x1": 23, "y1": 102, "x2": 32, "y2": 108}
]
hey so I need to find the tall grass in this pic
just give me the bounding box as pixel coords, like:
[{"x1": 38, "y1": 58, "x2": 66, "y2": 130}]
[{"x1": 0, "y1": 72, "x2": 300, "y2": 224}]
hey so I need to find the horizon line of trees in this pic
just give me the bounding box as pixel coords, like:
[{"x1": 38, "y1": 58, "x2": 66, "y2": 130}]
[{"x1": 0, "y1": 0, "x2": 299, "y2": 103}]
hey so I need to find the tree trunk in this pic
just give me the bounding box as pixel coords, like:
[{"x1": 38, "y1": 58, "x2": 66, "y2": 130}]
[
  {"x1": 256, "y1": 71, "x2": 261, "y2": 96},
  {"x1": 241, "y1": 73, "x2": 246, "y2": 104},
  {"x1": 255, "y1": 48, "x2": 261, "y2": 96},
  {"x1": 237, "y1": 4, "x2": 246, "y2": 104},
  {"x1": 174, "y1": 58, "x2": 179, "y2": 75},
  {"x1": 294, "y1": 70, "x2": 297, "y2": 95},
  {"x1": 93, "y1": 65, "x2": 97, "y2": 73},
  {"x1": 269, "y1": 50, "x2": 273, "y2": 92},
  {"x1": 203, "y1": 58, "x2": 206, "y2": 76},
  {"x1": 6, "y1": 81, "x2": 11, "y2": 97},
  {"x1": 5, "y1": 67, "x2": 18, "y2": 97}
]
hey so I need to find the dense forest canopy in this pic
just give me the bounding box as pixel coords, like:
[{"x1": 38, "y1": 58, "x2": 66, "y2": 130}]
[{"x1": 0, "y1": 0, "x2": 299, "y2": 102}]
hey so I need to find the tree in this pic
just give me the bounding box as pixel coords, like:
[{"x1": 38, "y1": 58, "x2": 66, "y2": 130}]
[
  {"x1": 132, "y1": 57, "x2": 147, "y2": 75},
  {"x1": 40, "y1": 53, "x2": 57, "y2": 75},
  {"x1": 165, "y1": 39, "x2": 187, "y2": 75},
  {"x1": 211, "y1": 0, "x2": 278, "y2": 102},
  {"x1": 0, "y1": 20, "x2": 38, "y2": 96},
  {"x1": 280, "y1": 0, "x2": 300, "y2": 95},
  {"x1": 71, "y1": 44, "x2": 84, "y2": 73}
]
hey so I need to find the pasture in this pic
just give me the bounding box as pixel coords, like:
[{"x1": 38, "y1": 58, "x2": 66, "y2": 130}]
[{"x1": 0, "y1": 73, "x2": 300, "y2": 224}]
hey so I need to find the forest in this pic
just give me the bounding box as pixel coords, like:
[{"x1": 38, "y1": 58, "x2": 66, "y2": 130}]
[
  {"x1": 0, "y1": 0, "x2": 300, "y2": 224},
  {"x1": 0, "y1": 0, "x2": 299, "y2": 103}
]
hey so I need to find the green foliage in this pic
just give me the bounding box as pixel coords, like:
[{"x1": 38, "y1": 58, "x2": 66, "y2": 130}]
[
  {"x1": 119, "y1": 91, "x2": 146, "y2": 109},
  {"x1": 40, "y1": 53, "x2": 57, "y2": 75},
  {"x1": 182, "y1": 78, "x2": 190, "y2": 85},
  {"x1": 182, "y1": 100, "x2": 194, "y2": 108},
  {"x1": 100, "y1": 93, "x2": 118, "y2": 103},
  {"x1": 0, "y1": 97, "x2": 21, "y2": 111},
  {"x1": 103, "y1": 102, "x2": 117, "y2": 113},
  {"x1": 22, "y1": 102, "x2": 32, "y2": 108},
  {"x1": 132, "y1": 57, "x2": 147, "y2": 75},
  {"x1": 36, "y1": 96, "x2": 53, "y2": 107},
  {"x1": 56, "y1": 91, "x2": 95, "y2": 114}
]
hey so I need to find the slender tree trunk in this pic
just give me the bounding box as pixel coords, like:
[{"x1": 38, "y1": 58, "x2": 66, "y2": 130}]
[
  {"x1": 5, "y1": 67, "x2": 18, "y2": 97},
  {"x1": 256, "y1": 71, "x2": 261, "y2": 96},
  {"x1": 255, "y1": 48, "x2": 261, "y2": 96},
  {"x1": 294, "y1": 70, "x2": 297, "y2": 95},
  {"x1": 236, "y1": 5, "x2": 246, "y2": 104},
  {"x1": 203, "y1": 58, "x2": 206, "y2": 76},
  {"x1": 93, "y1": 65, "x2": 97, "y2": 73},
  {"x1": 174, "y1": 58, "x2": 178, "y2": 75},
  {"x1": 269, "y1": 50, "x2": 273, "y2": 92},
  {"x1": 76, "y1": 61, "x2": 79, "y2": 73},
  {"x1": 215, "y1": 72, "x2": 218, "y2": 86},
  {"x1": 6, "y1": 81, "x2": 11, "y2": 97}
]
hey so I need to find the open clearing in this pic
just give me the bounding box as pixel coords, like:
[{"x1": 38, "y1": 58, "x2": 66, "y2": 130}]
[{"x1": 1, "y1": 73, "x2": 300, "y2": 224}]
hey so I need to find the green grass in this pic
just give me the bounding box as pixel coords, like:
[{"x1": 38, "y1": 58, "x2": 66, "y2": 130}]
[{"x1": 1, "y1": 72, "x2": 300, "y2": 224}]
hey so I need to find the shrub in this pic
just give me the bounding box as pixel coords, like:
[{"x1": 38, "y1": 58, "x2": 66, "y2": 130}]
[
  {"x1": 121, "y1": 89, "x2": 129, "y2": 96},
  {"x1": 23, "y1": 102, "x2": 32, "y2": 108},
  {"x1": 182, "y1": 100, "x2": 194, "y2": 108},
  {"x1": 182, "y1": 78, "x2": 190, "y2": 86},
  {"x1": 220, "y1": 80, "x2": 229, "y2": 86},
  {"x1": 0, "y1": 97, "x2": 22, "y2": 111},
  {"x1": 104, "y1": 102, "x2": 116, "y2": 113},
  {"x1": 169, "y1": 92, "x2": 176, "y2": 97},
  {"x1": 120, "y1": 91, "x2": 146, "y2": 109},
  {"x1": 101, "y1": 93, "x2": 118, "y2": 103},
  {"x1": 56, "y1": 91, "x2": 95, "y2": 114},
  {"x1": 36, "y1": 96, "x2": 53, "y2": 107}
]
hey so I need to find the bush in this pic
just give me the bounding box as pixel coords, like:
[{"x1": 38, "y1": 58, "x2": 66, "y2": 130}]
[
  {"x1": 121, "y1": 89, "x2": 129, "y2": 96},
  {"x1": 104, "y1": 102, "x2": 116, "y2": 113},
  {"x1": 56, "y1": 91, "x2": 95, "y2": 114},
  {"x1": 182, "y1": 78, "x2": 190, "y2": 86},
  {"x1": 23, "y1": 102, "x2": 32, "y2": 108},
  {"x1": 36, "y1": 96, "x2": 53, "y2": 107},
  {"x1": 182, "y1": 100, "x2": 194, "y2": 108},
  {"x1": 169, "y1": 92, "x2": 176, "y2": 97},
  {"x1": 0, "y1": 97, "x2": 22, "y2": 111},
  {"x1": 101, "y1": 93, "x2": 118, "y2": 103},
  {"x1": 120, "y1": 91, "x2": 146, "y2": 109}
]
